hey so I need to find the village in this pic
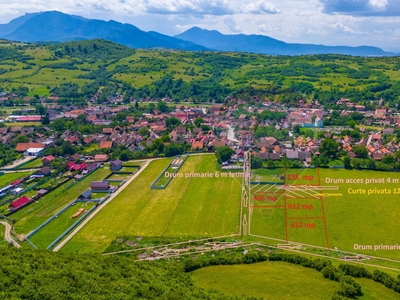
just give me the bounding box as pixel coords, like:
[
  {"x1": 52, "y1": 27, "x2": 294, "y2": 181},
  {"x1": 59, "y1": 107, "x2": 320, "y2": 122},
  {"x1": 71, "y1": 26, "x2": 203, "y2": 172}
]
[{"x1": 1, "y1": 91, "x2": 400, "y2": 213}]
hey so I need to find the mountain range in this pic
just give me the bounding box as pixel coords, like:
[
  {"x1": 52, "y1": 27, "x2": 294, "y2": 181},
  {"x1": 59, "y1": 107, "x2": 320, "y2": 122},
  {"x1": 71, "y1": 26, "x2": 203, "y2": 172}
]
[{"x1": 0, "y1": 11, "x2": 395, "y2": 56}]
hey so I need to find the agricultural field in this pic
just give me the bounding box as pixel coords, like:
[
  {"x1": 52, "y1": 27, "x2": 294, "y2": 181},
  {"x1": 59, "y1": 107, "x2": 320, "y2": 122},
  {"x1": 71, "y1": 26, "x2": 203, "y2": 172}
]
[
  {"x1": 191, "y1": 261, "x2": 400, "y2": 299},
  {"x1": 152, "y1": 163, "x2": 175, "y2": 187},
  {"x1": 62, "y1": 155, "x2": 242, "y2": 253},
  {"x1": 249, "y1": 167, "x2": 400, "y2": 260},
  {"x1": 250, "y1": 168, "x2": 284, "y2": 183},
  {"x1": 11, "y1": 167, "x2": 110, "y2": 235},
  {"x1": 29, "y1": 201, "x2": 96, "y2": 249},
  {"x1": 4, "y1": 122, "x2": 40, "y2": 127},
  {"x1": 0, "y1": 171, "x2": 32, "y2": 187},
  {"x1": 17, "y1": 158, "x2": 43, "y2": 169},
  {"x1": 107, "y1": 172, "x2": 133, "y2": 181}
]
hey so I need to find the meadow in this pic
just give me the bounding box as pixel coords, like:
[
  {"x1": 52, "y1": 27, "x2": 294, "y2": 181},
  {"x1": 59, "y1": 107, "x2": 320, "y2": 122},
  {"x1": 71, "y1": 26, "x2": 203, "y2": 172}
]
[
  {"x1": 0, "y1": 171, "x2": 32, "y2": 187},
  {"x1": 17, "y1": 158, "x2": 43, "y2": 169},
  {"x1": 61, "y1": 155, "x2": 242, "y2": 253},
  {"x1": 29, "y1": 201, "x2": 96, "y2": 249},
  {"x1": 249, "y1": 167, "x2": 400, "y2": 261},
  {"x1": 191, "y1": 261, "x2": 400, "y2": 299}
]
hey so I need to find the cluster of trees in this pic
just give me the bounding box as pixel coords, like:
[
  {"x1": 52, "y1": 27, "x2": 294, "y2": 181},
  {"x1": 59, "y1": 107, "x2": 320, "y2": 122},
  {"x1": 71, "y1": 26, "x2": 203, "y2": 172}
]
[
  {"x1": 0, "y1": 246, "x2": 246, "y2": 300},
  {"x1": 49, "y1": 39, "x2": 136, "y2": 61},
  {"x1": 254, "y1": 125, "x2": 289, "y2": 140},
  {"x1": 252, "y1": 156, "x2": 304, "y2": 169},
  {"x1": 0, "y1": 144, "x2": 21, "y2": 167},
  {"x1": 312, "y1": 138, "x2": 342, "y2": 167},
  {"x1": 215, "y1": 146, "x2": 235, "y2": 163},
  {"x1": 50, "y1": 115, "x2": 102, "y2": 135}
]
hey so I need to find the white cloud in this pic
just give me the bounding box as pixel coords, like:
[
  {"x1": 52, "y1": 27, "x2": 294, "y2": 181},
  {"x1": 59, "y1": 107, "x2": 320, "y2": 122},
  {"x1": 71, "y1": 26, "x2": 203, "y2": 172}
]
[
  {"x1": 243, "y1": 1, "x2": 280, "y2": 14},
  {"x1": 330, "y1": 22, "x2": 363, "y2": 34},
  {"x1": 369, "y1": 0, "x2": 388, "y2": 9},
  {"x1": 224, "y1": 17, "x2": 241, "y2": 32}
]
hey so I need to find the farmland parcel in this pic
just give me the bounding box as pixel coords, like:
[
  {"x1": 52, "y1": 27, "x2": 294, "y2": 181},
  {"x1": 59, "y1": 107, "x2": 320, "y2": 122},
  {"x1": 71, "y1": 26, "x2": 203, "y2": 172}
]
[{"x1": 62, "y1": 155, "x2": 242, "y2": 253}]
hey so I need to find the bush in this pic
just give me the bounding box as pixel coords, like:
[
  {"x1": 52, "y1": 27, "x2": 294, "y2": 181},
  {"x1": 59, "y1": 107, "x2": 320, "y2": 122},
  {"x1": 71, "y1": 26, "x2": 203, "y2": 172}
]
[
  {"x1": 321, "y1": 266, "x2": 340, "y2": 281},
  {"x1": 339, "y1": 264, "x2": 371, "y2": 279},
  {"x1": 336, "y1": 276, "x2": 362, "y2": 298}
]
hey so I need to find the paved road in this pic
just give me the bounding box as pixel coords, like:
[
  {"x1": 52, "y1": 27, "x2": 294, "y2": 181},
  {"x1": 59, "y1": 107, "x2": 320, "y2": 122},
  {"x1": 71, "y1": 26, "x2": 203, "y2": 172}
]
[
  {"x1": 53, "y1": 159, "x2": 153, "y2": 252},
  {"x1": 227, "y1": 125, "x2": 239, "y2": 143},
  {"x1": 0, "y1": 221, "x2": 21, "y2": 248}
]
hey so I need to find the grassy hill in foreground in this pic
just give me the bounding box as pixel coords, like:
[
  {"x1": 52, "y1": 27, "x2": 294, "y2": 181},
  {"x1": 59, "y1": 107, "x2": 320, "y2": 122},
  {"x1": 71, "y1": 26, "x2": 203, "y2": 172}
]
[{"x1": 192, "y1": 262, "x2": 400, "y2": 299}]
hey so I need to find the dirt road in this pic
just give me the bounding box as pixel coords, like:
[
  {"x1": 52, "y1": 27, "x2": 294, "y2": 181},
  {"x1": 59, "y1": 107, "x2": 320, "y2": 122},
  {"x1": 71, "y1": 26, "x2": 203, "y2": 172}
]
[{"x1": 0, "y1": 221, "x2": 21, "y2": 248}]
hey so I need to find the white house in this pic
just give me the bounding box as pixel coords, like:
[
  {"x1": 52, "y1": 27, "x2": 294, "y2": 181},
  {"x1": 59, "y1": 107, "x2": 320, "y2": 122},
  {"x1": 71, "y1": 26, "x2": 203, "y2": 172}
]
[{"x1": 24, "y1": 148, "x2": 43, "y2": 156}]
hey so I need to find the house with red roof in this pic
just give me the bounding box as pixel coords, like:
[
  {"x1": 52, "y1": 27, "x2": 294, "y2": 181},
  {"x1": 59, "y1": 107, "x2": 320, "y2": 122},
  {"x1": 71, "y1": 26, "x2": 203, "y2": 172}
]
[
  {"x1": 11, "y1": 179, "x2": 23, "y2": 186},
  {"x1": 15, "y1": 143, "x2": 45, "y2": 152},
  {"x1": 94, "y1": 154, "x2": 109, "y2": 162},
  {"x1": 17, "y1": 116, "x2": 41, "y2": 122},
  {"x1": 100, "y1": 141, "x2": 113, "y2": 149},
  {"x1": 67, "y1": 161, "x2": 88, "y2": 172},
  {"x1": 9, "y1": 196, "x2": 31, "y2": 211},
  {"x1": 42, "y1": 155, "x2": 55, "y2": 166},
  {"x1": 191, "y1": 141, "x2": 204, "y2": 150}
]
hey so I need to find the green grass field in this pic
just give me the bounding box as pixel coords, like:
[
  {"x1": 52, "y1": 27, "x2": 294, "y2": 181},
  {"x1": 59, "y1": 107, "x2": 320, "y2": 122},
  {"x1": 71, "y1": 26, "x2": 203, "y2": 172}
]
[
  {"x1": 0, "y1": 172, "x2": 32, "y2": 187},
  {"x1": 251, "y1": 168, "x2": 284, "y2": 182},
  {"x1": 61, "y1": 155, "x2": 242, "y2": 253},
  {"x1": 249, "y1": 167, "x2": 400, "y2": 261},
  {"x1": 107, "y1": 173, "x2": 131, "y2": 180},
  {"x1": 192, "y1": 261, "x2": 338, "y2": 299},
  {"x1": 191, "y1": 261, "x2": 400, "y2": 299},
  {"x1": 4, "y1": 122, "x2": 40, "y2": 127},
  {"x1": 12, "y1": 168, "x2": 110, "y2": 235},
  {"x1": 29, "y1": 202, "x2": 96, "y2": 249},
  {"x1": 153, "y1": 163, "x2": 174, "y2": 187},
  {"x1": 17, "y1": 158, "x2": 43, "y2": 169}
]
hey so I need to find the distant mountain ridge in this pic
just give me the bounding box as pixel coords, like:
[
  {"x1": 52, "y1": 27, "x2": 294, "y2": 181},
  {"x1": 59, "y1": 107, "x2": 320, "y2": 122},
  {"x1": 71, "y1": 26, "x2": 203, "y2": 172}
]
[
  {"x1": 175, "y1": 27, "x2": 393, "y2": 56},
  {"x1": 0, "y1": 11, "x2": 395, "y2": 56},
  {"x1": 0, "y1": 11, "x2": 207, "y2": 51}
]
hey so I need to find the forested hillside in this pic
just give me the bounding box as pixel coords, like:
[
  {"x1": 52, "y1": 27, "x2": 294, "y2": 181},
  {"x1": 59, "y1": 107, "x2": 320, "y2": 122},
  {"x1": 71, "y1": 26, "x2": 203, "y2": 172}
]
[
  {"x1": 1, "y1": 39, "x2": 400, "y2": 107},
  {"x1": 0, "y1": 246, "x2": 249, "y2": 299}
]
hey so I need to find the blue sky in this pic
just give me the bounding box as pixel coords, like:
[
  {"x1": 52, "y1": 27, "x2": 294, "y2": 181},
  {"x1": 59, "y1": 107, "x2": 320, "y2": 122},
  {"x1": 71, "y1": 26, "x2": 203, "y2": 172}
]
[{"x1": 1, "y1": 0, "x2": 399, "y2": 51}]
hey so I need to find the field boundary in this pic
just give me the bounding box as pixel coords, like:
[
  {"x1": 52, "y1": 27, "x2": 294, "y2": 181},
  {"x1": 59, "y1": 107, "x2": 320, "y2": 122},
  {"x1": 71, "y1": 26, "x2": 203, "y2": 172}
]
[
  {"x1": 26, "y1": 193, "x2": 114, "y2": 249},
  {"x1": 150, "y1": 153, "x2": 189, "y2": 189}
]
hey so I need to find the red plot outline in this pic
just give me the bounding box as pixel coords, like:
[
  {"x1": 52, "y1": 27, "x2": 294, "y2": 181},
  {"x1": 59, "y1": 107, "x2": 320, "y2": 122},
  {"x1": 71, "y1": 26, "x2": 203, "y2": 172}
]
[{"x1": 317, "y1": 168, "x2": 330, "y2": 249}]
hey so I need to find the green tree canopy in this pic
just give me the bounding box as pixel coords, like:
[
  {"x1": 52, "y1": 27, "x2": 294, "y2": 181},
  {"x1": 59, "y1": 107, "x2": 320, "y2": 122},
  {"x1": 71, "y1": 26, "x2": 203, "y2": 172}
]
[
  {"x1": 319, "y1": 138, "x2": 339, "y2": 159},
  {"x1": 353, "y1": 145, "x2": 368, "y2": 159},
  {"x1": 215, "y1": 146, "x2": 234, "y2": 163}
]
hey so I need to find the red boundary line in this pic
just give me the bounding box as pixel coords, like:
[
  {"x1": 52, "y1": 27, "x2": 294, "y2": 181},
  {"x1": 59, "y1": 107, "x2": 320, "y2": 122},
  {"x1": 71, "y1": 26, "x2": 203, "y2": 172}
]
[
  {"x1": 284, "y1": 196, "x2": 321, "y2": 200},
  {"x1": 286, "y1": 216, "x2": 325, "y2": 220},
  {"x1": 288, "y1": 184, "x2": 321, "y2": 186},
  {"x1": 283, "y1": 167, "x2": 288, "y2": 242},
  {"x1": 251, "y1": 206, "x2": 285, "y2": 208},
  {"x1": 317, "y1": 168, "x2": 330, "y2": 249},
  {"x1": 254, "y1": 192, "x2": 285, "y2": 195}
]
